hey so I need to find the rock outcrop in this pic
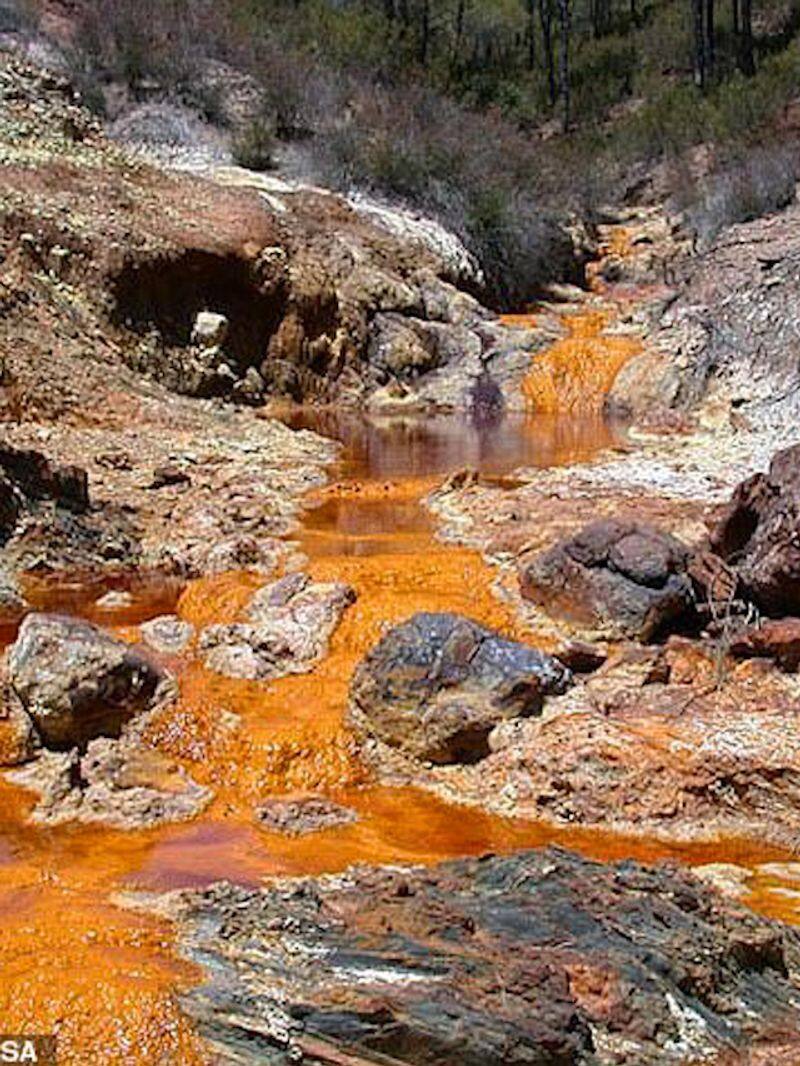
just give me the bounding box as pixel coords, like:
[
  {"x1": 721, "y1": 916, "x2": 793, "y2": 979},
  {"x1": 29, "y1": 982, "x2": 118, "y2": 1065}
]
[
  {"x1": 519, "y1": 519, "x2": 695, "y2": 640},
  {"x1": 7, "y1": 613, "x2": 168, "y2": 748},
  {"x1": 200, "y1": 572, "x2": 355, "y2": 681},
  {"x1": 394, "y1": 640, "x2": 800, "y2": 849},
  {"x1": 163, "y1": 849, "x2": 800, "y2": 1066},
  {"x1": 608, "y1": 200, "x2": 800, "y2": 426},
  {"x1": 0, "y1": 53, "x2": 556, "y2": 414},
  {"x1": 711, "y1": 443, "x2": 800, "y2": 616},
  {"x1": 7, "y1": 737, "x2": 212, "y2": 828},
  {"x1": 349, "y1": 612, "x2": 571, "y2": 764}
]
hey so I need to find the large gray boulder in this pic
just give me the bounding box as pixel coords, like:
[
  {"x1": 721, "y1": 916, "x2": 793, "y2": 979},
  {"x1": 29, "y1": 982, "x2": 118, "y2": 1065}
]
[
  {"x1": 519, "y1": 519, "x2": 695, "y2": 641},
  {"x1": 349, "y1": 612, "x2": 571, "y2": 764},
  {"x1": 7, "y1": 613, "x2": 167, "y2": 748}
]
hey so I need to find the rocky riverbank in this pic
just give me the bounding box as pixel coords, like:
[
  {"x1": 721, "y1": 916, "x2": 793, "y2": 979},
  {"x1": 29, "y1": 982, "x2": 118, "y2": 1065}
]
[
  {"x1": 132, "y1": 847, "x2": 800, "y2": 1066},
  {"x1": 7, "y1": 27, "x2": 800, "y2": 1066}
]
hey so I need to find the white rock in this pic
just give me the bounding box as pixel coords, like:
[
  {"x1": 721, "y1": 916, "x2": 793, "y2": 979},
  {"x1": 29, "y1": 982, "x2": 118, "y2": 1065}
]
[{"x1": 192, "y1": 311, "x2": 229, "y2": 349}]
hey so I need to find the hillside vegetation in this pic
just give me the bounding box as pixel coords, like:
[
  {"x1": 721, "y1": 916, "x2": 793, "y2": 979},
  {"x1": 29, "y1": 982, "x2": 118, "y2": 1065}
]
[{"x1": 37, "y1": 0, "x2": 800, "y2": 302}]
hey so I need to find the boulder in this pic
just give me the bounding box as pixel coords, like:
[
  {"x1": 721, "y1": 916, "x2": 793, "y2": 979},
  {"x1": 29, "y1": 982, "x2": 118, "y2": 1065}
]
[
  {"x1": 349, "y1": 612, "x2": 571, "y2": 764},
  {"x1": 711, "y1": 444, "x2": 800, "y2": 616},
  {"x1": 7, "y1": 738, "x2": 212, "y2": 828},
  {"x1": 519, "y1": 519, "x2": 695, "y2": 640},
  {"x1": 200, "y1": 573, "x2": 355, "y2": 681},
  {"x1": 169, "y1": 849, "x2": 800, "y2": 1066},
  {"x1": 7, "y1": 613, "x2": 167, "y2": 749}
]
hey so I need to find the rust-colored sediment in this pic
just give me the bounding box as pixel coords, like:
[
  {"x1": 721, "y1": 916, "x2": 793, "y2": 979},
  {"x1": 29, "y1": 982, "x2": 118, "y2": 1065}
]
[
  {"x1": 0, "y1": 298, "x2": 795, "y2": 1062},
  {"x1": 516, "y1": 309, "x2": 640, "y2": 414}
]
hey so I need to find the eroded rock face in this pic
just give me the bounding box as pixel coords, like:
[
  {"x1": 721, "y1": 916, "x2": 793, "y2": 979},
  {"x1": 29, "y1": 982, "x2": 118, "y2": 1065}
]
[
  {"x1": 519, "y1": 519, "x2": 695, "y2": 640},
  {"x1": 167, "y1": 849, "x2": 800, "y2": 1066},
  {"x1": 712, "y1": 444, "x2": 800, "y2": 616},
  {"x1": 349, "y1": 612, "x2": 571, "y2": 764},
  {"x1": 7, "y1": 613, "x2": 167, "y2": 748},
  {"x1": 200, "y1": 573, "x2": 355, "y2": 681}
]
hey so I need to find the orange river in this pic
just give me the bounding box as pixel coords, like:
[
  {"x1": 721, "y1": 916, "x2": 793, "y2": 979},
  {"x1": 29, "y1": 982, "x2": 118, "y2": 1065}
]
[{"x1": 2, "y1": 312, "x2": 800, "y2": 1063}]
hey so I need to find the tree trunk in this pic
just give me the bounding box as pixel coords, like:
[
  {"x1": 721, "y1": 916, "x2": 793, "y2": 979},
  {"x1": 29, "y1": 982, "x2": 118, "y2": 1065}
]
[
  {"x1": 705, "y1": 0, "x2": 715, "y2": 77},
  {"x1": 692, "y1": 0, "x2": 706, "y2": 88},
  {"x1": 557, "y1": 0, "x2": 571, "y2": 131},
  {"x1": 731, "y1": 0, "x2": 739, "y2": 36},
  {"x1": 739, "y1": 0, "x2": 755, "y2": 74},
  {"x1": 527, "y1": 0, "x2": 537, "y2": 70},
  {"x1": 419, "y1": 0, "x2": 431, "y2": 65},
  {"x1": 540, "y1": 0, "x2": 557, "y2": 105}
]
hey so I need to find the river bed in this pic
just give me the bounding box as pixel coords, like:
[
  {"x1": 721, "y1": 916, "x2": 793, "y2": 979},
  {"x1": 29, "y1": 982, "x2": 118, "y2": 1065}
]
[{"x1": 2, "y1": 380, "x2": 800, "y2": 1062}]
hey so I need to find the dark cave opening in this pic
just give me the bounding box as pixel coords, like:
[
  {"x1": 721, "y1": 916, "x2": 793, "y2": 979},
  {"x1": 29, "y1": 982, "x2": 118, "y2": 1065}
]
[{"x1": 109, "y1": 250, "x2": 285, "y2": 371}]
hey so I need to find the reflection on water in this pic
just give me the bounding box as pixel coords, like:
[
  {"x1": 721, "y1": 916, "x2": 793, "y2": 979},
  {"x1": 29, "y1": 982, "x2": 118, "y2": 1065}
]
[
  {"x1": 287, "y1": 408, "x2": 627, "y2": 558},
  {"x1": 284, "y1": 408, "x2": 627, "y2": 481}
]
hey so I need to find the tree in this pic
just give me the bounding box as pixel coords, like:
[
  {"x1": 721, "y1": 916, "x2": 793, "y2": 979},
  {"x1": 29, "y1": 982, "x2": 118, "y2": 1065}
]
[
  {"x1": 557, "y1": 0, "x2": 571, "y2": 130},
  {"x1": 527, "y1": 0, "x2": 537, "y2": 70},
  {"x1": 540, "y1": 0, "x2": 557, "y2": 105},
  {"x1": 739, "y1": 0, "x2": 755, "y2": 74},
  {"x1": 692, "y1": 0, "x2": 707, "y2": 88}
]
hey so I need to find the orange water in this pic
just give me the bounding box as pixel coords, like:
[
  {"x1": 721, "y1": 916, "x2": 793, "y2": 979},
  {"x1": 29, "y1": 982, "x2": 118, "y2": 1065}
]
[{"x1": 0, "y1": 323, "x2": 796, "y2": 1062}]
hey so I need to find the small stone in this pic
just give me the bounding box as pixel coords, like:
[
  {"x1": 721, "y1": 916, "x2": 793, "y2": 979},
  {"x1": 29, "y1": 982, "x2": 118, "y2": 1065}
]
[
  {"x1": 191, "y1": 311, "x2": 228, "y2": 349},
  {"x1": 150, "y1": 465, "x2": 191, "y2": 490},
  {"x1": 140, "y1": 615, "x2": 194, "y2": 655},
  {"x1": 255, "y1": 795, "x2": 359, "y2": 836},
  {"x1": 94, "y1": 590, "x2": 134, "y2": 611}
]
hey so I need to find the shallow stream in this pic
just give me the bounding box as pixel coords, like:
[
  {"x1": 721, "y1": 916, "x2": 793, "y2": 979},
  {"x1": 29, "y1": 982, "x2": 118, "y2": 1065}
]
[{"x1": 2, "y1": 319, "x2": 800, "y2": 1062}]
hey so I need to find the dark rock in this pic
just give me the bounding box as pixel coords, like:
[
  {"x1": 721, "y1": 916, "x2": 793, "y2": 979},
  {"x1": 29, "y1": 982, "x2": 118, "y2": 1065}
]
[
  {"x1": 255, "y1": 795, "x2": 358, "y2": 836},
  {"x1": 349, "y1": 612, "x2": 571, "y2": 764},
  {"x1": 0, "y1": 445, "x2": 88, "y2": 513},
  {"x1": 150, "y1": 465, "x2": 191, "y2": 490},
  {"x1": 7, "y1": 613, "x2": 168, "y2": 749},
  {"x1": 711, "y1": 444, "x2": 800, "y2": 616},
  {"x1": 554, "y1": 640, "x2": 608, "y2": 674},
  {"x1": 519, "y1": 519, "x2": 695, "y2": 640},
  {"x1": 168, "y1": 848, "x2": 800, "y2": 1066},
  {"x1": 0, "y1": 471, "x2": 21, "y2": 541}
]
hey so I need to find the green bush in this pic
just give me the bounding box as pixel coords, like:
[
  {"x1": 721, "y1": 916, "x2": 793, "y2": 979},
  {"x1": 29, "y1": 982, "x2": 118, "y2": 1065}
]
[{"x1": 231, "y1": 114, "x2": 275, "y2": 171}]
